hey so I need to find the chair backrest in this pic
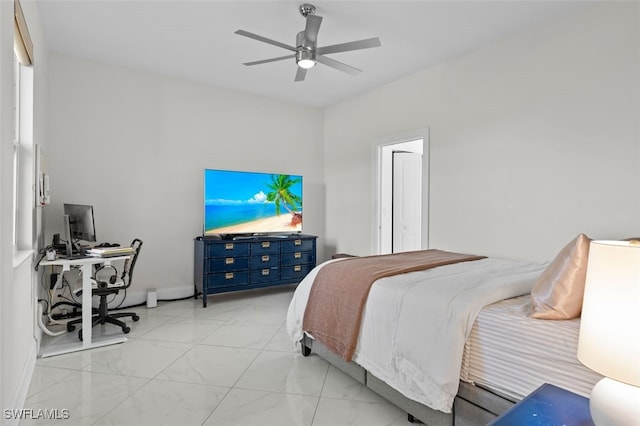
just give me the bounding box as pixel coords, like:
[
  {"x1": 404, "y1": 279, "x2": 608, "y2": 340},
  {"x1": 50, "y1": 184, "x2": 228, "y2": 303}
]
[{"x1": 120, "y1": 238, "x2": 143, "y2": 288}]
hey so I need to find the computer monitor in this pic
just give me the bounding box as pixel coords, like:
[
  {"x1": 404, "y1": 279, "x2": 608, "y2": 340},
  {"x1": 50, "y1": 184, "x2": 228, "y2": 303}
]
[{"x1": 63, "y1": 204, "x2": 97, "y2": 242}]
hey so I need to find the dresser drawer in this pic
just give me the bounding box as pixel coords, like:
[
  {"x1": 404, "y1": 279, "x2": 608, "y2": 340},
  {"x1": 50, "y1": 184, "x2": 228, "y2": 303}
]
[
  {"x1": 250, "y1": 254, "x2": 280, "y2": 269},
  {"x1": 251, "y1": 240, "x2": 281, "y2": 255},
  {"x1": 206, "y1": 271, "x2": 249, "y2": 288},
  {"x1": 282, "y1": 238, "x2": 314, "y2": 253},
  {"x1": 206, "y1": 241, "x2": 250, "y2": 257},
  {"x1": 282, "y1": 251, "x2": 315, "y2": 266},
  {"x1": 206, "y1": 256, "x2": 249, "y2": 273},
  {"x1": 281, "y1": 264, "x2": 313, "y2": 281},
  {"x1": 250, "y1": 267, "x2": 281, "y2": 283}
]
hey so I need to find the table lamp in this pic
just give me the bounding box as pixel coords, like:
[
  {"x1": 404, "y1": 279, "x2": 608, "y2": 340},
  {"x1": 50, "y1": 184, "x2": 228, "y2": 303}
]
[{"x1": 577, "y1": 240, "x2": 640, "y2": 425}]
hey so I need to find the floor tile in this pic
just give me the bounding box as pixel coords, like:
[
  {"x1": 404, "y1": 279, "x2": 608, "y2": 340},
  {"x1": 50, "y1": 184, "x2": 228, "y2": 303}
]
[
  {"x1": 203, "y1": 388, "x2": 318, "y2": 426},
  {"x1": 138, "y1": 316, "x2": 225, "y2": 343},
  {"x1": 93, "y1": 379, "x2": 228, "y2": 426},
  {"x1": 21, "y1": 371, "x2": 147, "y2": 425},
  {"x1": 235, "y1": 351, "x2": 329, "y2": 396},
  {"x1": 26, "y1": 366, "x2": 76, "y2": 398},
  {"x1": 247, "y1": 286, "x2": 296, "y2": 308},
  {"x1": 150, "y1": 299, "x2": 200, "y2": 316},
  {"x1": 312, "y1": 397, "x2": 408, "y2": 426},
  {"x1": 123, "y1": 311, "x2": 173, "y2": 338},
  {"x1": 264, "y1": 325, "x2": 297, "y2": 352},
  {"x1": 36, "y1": 344, "x2": 104, "y2": 371},
  {"x1": 200, "y1": 321, "x2": 281, "y2": 349},
  {"x1": 321, "y1": 365, "x2": 387, "y2": 403},
  {"x1": 175, "y1": 297, "x2": 252, "y2": 321},
  {"x1": 231, "y1": 304, "x2": 288, "y2": 326},
  {"x1": 82, "y1": 339, "x2": 193, "y2": 378},
  {"x1": 155, "y1": 345, "x2": 260, "y2": 387}
]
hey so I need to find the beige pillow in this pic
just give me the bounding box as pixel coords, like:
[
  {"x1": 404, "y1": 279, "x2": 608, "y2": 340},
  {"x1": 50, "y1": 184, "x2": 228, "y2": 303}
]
[{"x1": 530, "y1": 233, "x2": 591, "y2": 320}]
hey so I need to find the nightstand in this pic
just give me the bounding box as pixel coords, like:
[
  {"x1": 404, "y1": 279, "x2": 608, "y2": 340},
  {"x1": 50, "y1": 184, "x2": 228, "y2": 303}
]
[{"x1": 488, "y1": 383, "x2": 594, "y2": 426}]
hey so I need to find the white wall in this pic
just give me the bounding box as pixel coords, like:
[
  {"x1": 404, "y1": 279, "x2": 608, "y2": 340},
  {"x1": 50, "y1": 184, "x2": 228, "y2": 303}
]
[
  {"x1": 0, "y1": 1, "x2": 49, "y2": 422},
  {"x1": 44, "y1": 54, "x2": 325, "y2": 303},
  {"x1": 324, "y1": 2, "x2": 640, "y2": 262}
]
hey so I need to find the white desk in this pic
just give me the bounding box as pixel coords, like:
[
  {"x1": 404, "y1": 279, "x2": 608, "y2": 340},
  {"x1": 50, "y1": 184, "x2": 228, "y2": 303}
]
[{"x1": 39, "y1": 255, "x2": 132, "y2": 357}]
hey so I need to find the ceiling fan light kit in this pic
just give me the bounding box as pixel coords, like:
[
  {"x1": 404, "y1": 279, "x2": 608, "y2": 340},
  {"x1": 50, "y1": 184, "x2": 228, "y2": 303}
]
[
  {"x1": 235, "y1": 3, "x2": 381, "y2": 81},
  {"x1": 296, "y1": 50, "x2": 316, "y2": 69}
]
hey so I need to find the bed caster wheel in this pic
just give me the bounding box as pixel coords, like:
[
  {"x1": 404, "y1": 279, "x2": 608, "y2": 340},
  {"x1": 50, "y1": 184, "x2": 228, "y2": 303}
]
[
  {"x1": 67, "y1": 324, "x2": 76, "y2": 332},
  {"x1": 301, "y1": 344, "x2": 311, "y2": 357},
  {"x1": 132, "y1": 315, "x2": 140, "y2": 321},
  {"x1": 123, "y1": 326, "x2": 131, "y2": 334}
]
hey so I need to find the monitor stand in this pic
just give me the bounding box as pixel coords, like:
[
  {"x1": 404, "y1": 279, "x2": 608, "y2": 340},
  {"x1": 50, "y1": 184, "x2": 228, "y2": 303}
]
[{"x1": 62, "y1": 215, "x2": 83, "y2": 259}]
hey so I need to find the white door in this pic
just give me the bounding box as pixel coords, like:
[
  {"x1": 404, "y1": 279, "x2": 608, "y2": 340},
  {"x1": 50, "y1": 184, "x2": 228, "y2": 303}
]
[{"x1": 392, "y1": 151, "x2": 422, "y2": 252}]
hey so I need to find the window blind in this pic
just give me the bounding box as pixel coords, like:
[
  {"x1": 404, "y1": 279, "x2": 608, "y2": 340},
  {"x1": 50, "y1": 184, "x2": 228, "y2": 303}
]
[{"x1": 14, "y1": 0, "x2": 33, "y2": 66}]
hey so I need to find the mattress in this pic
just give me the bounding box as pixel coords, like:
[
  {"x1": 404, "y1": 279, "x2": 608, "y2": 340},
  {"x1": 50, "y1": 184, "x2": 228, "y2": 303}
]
[
  {"x1": 460, "y1": 294, "x2": 602, "y2": 401},
  {"x1": 288, "y1": 257, "x2": 548, "y2": 413}
]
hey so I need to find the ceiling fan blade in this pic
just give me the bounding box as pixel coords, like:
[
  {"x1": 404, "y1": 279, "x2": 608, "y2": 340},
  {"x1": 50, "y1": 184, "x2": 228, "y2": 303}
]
[
  {"x1": 243, "y1": 54, "x2": 295, "y2": 66},
  {"x1": 303, "y1": 15, "x2": 322, "y2": 46},
  {"x1": 234, "y1": 30, "x2": 296, "y2": 52},
  {"x1": 316, "y1": 55, "x2": 362, "y2": 75},
  {"x1": 294, "y1": 67, "x2": 308, "y2": 82},
  {"x1": 316, "y1": 37, "x2": 381, "y2": 55}
]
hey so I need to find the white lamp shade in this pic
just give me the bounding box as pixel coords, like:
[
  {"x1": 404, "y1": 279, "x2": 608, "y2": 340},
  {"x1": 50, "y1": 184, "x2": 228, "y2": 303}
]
[{"x1": 577, "y1": 240, "x2": 640, "y2": 386}]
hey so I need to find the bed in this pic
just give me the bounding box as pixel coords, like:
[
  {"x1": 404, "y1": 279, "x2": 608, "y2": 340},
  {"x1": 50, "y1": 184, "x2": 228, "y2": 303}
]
[{"x1": 286, "y1": 243, "x2": 601, "y2": 425}]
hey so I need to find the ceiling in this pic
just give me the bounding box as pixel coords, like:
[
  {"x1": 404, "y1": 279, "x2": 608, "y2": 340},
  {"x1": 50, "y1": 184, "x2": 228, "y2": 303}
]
[{"x1": 35, "y1": 1, "x2": 586, "y2": 108}]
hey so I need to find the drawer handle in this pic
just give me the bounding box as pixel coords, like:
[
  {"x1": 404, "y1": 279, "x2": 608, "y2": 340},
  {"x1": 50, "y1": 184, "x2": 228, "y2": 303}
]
[
  {"x1": 294, "y1": 240, "x2": 302, "y2": 246},
  {"x1": 262, "y1": 255, "x2": 270, "y2": 262},
  {"x1": 225, "y1": 272, "x2": 234, "y2": 279},
  {"x1": 225, "y1": 258, "x2": 234, "y2": 265},
  {"x1": 225, "y1": 243, "x2": 234, "y2": 250},
  {"x1": 294, "y1": 265, "x2": 302, "y2": 272},
  {"x1": 261, "y1": 269, "x2": 270, "y2": 276},
  {"x1": 294, "y1": 252, "x2": 302, "y2": 259},
  {"x1": 262, "y1": 242, "x2": 270, "y2": 248}
]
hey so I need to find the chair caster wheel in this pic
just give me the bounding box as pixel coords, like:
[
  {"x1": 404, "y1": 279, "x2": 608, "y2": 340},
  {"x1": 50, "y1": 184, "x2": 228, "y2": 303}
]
[
  {"x1": 78, "y1": 330, "x2": 83, "y2": 341},
  {"x1": 132, "y1": 315, "x2": 140, "y2": 321},
  {"x1": 123, "y1": 327, "x2": 131, "y2": 334},
  {"x1": 67, "y1": 324, "x2": 76, "y2": 332}
]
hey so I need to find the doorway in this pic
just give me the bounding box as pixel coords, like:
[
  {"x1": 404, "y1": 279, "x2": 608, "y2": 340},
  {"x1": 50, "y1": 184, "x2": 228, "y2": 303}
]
[{"x1": 377, "y1": 135, "x2": 428, "y2": 254}]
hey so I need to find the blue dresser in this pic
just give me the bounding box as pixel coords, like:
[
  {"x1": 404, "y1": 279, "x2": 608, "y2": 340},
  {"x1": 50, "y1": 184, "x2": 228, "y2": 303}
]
[{"x1": 194, "y1": 234, "x2": 317, "y2": 307}]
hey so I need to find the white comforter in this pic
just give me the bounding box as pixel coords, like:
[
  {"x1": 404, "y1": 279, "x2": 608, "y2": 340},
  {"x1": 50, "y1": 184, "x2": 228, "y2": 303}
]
[{"x1": 286, "y1": 257, "x2": 546, "y2": 413}]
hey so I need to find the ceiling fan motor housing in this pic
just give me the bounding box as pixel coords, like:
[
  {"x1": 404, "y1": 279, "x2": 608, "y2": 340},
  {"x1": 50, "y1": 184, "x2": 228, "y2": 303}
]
[{"x1": 297, "y1": 30, "x2": 316, "y2": 49}]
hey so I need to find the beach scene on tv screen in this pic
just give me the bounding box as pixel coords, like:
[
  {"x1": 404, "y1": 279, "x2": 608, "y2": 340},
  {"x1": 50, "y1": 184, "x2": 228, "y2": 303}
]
[{"x1": 204, "y1": 171, "x2": 302, "y2": 235}]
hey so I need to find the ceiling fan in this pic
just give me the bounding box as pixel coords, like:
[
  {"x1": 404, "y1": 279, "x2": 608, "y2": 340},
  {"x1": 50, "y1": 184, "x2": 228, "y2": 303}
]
[{"x1": 235, "y1": 3, "x2": 381, "y2": 82}]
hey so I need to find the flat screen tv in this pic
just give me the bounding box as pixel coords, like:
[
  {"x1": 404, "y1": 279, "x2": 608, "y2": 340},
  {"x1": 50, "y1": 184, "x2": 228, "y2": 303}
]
[{"x1": 204, "y1": 169, "x2": 303, "y2": 236}]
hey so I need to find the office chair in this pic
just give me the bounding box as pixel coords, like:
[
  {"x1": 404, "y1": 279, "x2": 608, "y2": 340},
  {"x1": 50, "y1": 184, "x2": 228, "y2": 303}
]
[{"x1": 67, "y1": 239, "x2": 143, "y2": 340}]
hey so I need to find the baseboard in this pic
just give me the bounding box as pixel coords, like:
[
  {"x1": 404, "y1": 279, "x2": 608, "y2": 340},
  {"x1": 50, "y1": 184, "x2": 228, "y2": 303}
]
[
  {"x1": 6, "y1": 339, "x2": 37, "y2": 426},
  {"x1": 112, "y1": 286, "x2": 195, "y2": 309}
]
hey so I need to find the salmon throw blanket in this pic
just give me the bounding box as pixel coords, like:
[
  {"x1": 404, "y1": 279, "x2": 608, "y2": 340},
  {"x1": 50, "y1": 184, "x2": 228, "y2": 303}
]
[{"x1": 302, "y1": 249, "x2": 486, "y2": 361}]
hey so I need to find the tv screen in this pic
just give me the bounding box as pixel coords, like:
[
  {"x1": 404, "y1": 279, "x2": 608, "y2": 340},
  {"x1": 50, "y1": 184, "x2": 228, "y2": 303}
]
[{"x1": 204, "y1": 169, "x2": 303, "y2": 236}]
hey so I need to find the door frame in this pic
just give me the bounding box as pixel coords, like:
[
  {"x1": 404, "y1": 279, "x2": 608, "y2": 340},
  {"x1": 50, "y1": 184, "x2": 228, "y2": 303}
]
[{"x1": 374, "y1": 129, "x2": 429, "y2": 254}]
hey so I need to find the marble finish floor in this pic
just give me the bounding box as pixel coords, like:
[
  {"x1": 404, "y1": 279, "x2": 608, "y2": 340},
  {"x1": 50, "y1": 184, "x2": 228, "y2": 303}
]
[{"x1": 26, "y1": 286, "x2": 411, "y2": 425}]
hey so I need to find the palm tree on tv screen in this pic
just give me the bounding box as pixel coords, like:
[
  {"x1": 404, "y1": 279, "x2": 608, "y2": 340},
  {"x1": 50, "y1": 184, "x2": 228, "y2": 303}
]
[{"x1": 266, "y1": 174, "x2": 302, "y2": 225}]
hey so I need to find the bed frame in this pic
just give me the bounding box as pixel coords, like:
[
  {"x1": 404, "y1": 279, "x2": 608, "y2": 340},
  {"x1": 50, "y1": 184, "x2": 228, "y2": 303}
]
[{"x1": 300, "y1": 334, "x2": 517, "y2": 426}]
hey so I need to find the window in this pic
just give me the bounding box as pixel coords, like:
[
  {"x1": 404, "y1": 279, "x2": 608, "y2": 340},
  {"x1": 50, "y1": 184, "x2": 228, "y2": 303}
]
[
  {"x1": 12, "y1": 54, "x2": 19, "y2": 248},
  {"x1": 13, "y1": 0, "x2": 34, "y2": 255}
]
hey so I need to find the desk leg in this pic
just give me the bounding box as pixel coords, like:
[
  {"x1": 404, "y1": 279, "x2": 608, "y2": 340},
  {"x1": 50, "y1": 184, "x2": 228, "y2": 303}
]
[{"x1": 81, "y1": 264, "x2": 92, "y2": 346}]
